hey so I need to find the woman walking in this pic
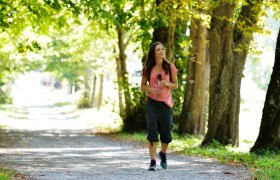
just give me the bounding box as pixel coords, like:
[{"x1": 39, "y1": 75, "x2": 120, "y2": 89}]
[{"x1": 141, "y1": 42, "x2": 178, "y2": 171}]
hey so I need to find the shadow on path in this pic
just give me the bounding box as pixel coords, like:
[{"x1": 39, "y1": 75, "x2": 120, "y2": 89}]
[{"x1": 0, "y1": 129, "x2": 252, "y2": 180}]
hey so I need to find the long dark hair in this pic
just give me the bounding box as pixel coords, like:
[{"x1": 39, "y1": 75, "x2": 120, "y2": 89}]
[{"x1": 143, "y1": 42, "x2": 171, "y2": 82}]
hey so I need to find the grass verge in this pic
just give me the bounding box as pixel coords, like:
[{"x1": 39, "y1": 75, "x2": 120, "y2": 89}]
[
  {"x1": 0, "y1": 166, "x2": 25, "y2": 180},
  {"x1": 53, "y1": 101, "x2": 73, "y2": 107},
  {"x1": 115, "y1": 132, "x2": 280, "y2": 180}
]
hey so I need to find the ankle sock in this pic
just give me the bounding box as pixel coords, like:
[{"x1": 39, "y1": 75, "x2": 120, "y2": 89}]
[
  {"x1": 151, "y1": 159, "x2": 156, "y2": 165},
  {"x1": 160, "y1": 151, "x2": 166, "y2": 157}
]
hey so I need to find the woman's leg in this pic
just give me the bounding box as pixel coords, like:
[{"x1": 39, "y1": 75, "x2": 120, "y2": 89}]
[
  {"x1": 145, "y1": 98, "x2": 159, "y2": 171},
  {"x1": 161, "y1": 143, "x2": 168, "y2": 153},
  {"x1": 149, "y1": 142, "x2": 157, "y2": 160},
  {"x1": 148, "y1": 141, "x2": 157, "y2": 171},
  {"x1": 158, "y1": 103, "x2": 172, "y2": 169}
]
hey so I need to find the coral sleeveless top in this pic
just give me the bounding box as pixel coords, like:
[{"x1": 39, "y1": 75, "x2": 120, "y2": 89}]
[{"x1": 144, "y1": 64, "x2": 177, "y2": 108}]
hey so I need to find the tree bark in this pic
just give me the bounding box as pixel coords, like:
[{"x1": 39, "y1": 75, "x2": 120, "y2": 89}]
[
  {"x1": 115, "y1": 50, "x2": 125, "y2": 115},
  {"x1": 202, "y1": 0, "x2": 262, "y2": 147},
  {"x1": 91, "y1": 74, "x2": 97, "y2": 106},
  {"x1": 250, "y1": 27, "x2": 280, "y2": 153},
  {"x1": 179, "y1": 17, "x2": 209, "y2": 135},
  {"x1": 152, "y1": 0, "x2": 176, "y2": 64},
  {"x1": 166, "y1": 16, "x2": 176, "y2": 63},
  {"x1": 97, "y1": 73, "x2": 104, "y2": 110},
  {"x1": 117, "y1": 28, "x2": 131, "y2": 117},
  {"x1": 153, "y1": 0, "x2": 167, "y2": 45}
]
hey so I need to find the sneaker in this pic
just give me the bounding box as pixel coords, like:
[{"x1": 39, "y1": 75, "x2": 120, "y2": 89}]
[
  {"x1": 158, "y1": 151, "x2": 167, "y2": 169},
  {"x1": 148, "y1": 160, "x2": 157, "y2": 171}
]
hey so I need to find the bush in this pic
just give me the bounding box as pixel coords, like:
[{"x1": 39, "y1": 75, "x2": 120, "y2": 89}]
[{"x1": 122, "y1": 87, "x2": 147, "y2": 132}]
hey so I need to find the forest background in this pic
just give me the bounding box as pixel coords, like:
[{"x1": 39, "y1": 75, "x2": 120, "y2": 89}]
[{"x1": 0, "y1": 0, "x2": 280, "y2": 171}]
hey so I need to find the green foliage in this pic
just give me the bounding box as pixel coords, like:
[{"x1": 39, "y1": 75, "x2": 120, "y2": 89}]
[
  {"x1": 253, "y1": 153, "x2": 280, "y2": 179},
  {"x1": 170, "y1": 24, "x2": 190, "y2": 122},
  {"x1": 264, "y1": 0, "x2": 280, "y2": 20},
  {"x1": 122, "y1": 87, "x2": 147, "y2": 132},
  {"x1": 172, "y1": 49, "x2": 189, "y2": 120},
  {"x1": 17, "y1": 41, "x2": 41, "y2": 53},
  {"x1": 118, "y1": 132, "x2": 148, "y2": 143},
  {"x1": 43, "y1": 29, "x2": 87, "y2": 86},
  {"x1": 0, "y1": 90, "x2": 12, "y2": 104},
  {"x1": 0, "y1": 0, "x2": 82, "y2": 105},
  {"x1": 178, "y1": 138, "x2": 280, "y2": 179},
  {"x1": 0, "y1": 52, "x2": 13, "y2": 104},
  {"x1": 77, "y1": 91, "x2": 92, "y2": 108},
  {"x1": 0, "y1": 0, "x2": 15, "y2": 31}
]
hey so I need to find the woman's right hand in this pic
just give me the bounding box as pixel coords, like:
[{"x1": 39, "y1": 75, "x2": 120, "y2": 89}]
[{"x1": 150, "y1": 88, "x2": 161, "y2": 97}]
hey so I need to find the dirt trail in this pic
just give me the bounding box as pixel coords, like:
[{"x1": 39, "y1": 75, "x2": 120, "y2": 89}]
[
  {"x1": 0, "y1": 128, "x2": 252, "y2": 180},
  {"x1": 0, "y1": 73, "x2": 252, "y2": 180}
]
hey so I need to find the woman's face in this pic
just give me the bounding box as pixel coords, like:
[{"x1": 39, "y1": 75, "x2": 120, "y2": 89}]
[{"x1": 154, "y1": 44, "x2": 165, "y2": 61}]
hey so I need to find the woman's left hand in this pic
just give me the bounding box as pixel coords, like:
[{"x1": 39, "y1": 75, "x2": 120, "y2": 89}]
[{"x1": 160, "y1": 80, "x2": 170, "y2": 88}]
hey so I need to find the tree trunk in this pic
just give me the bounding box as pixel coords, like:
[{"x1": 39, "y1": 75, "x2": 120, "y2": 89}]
[
  {"x1": 97, "y1": 73, "x2": 104, "y2": 110},
  {"x1": 202, "y1": 3, "x2": 238, "y2": 146},
  {"x1": 153, "y1": 0, "x2": 167, "y2": 45},
  {"x1": 84, "y1": 73, "x2": 91, "y2": 107},
  {"x1": 117, "y1": 28, "x2": 131, "y2": 117},
  {"x1": 179, "y1": 17, "x2": 209, "y2": 135},
  {"x1": 153, "y1": 28, "x2": 168, "y2": 45},
  {"x1": 250, "y1": 27, "x2": 280, "y2": 153},
  {"x1": 202, "y1": 0, "x2": 263, "y2": 147},
  {"x1": 116, "y1": 54, "x2": 125, "y2": 115},
  {"x1": 91, "y1": 74, "x2": 97, "y2": 107},
  {"x1": 67, "y1": 80, "x2": 73, "y2": 94},
  {"x1": 166, "y1": 16, "x2": 176, "y2": 63}
]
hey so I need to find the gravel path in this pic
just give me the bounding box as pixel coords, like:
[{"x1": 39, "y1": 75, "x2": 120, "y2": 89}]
[
  {"x1": 0, "y1": 104, "x2": 253, "y2": 180},
  {"x1": 0, "y1": 74, "x2": 253, "y2": 180},
  {"x1": 0, "y1": 128, "x2": 252, "y2": 180}
]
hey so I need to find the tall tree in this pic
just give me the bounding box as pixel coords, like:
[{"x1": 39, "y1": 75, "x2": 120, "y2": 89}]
[
  {"x1": 82, "y1": 0, "x2": 150, "y2": 131},
  {"x1": 152, "y1": 0, "x2": 168, "y2": 45},
  {"x1": 179, "y1": 15, "x2": 209, "y2": 135},
  {"x1": 105, "y1": 1, "x2": 143, "y2": 129},
  {"x1": 250, "y1": 27, "x2": 280, "y2": 153},
  {"x1": 202, "y1": 0, "x2": 263, "y2": 147},
  {"x1": 151, "y1": 0, "x2": 191, "y2": 121},
  {"x1": 0, "y1": 0, "x2": 67, "y2": 103},
  {"x1": 152, "y1": 0, "x2": 179, "y2": 63}
]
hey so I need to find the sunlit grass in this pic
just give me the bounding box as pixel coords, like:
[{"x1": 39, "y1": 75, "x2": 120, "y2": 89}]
[
  {"x1": 0, "y1": 105, "x2": 28, "y2": 114},
  {"x1": 7, "y1": 107, "x2": 28, "y2": 114},
  {"x1": 117, "y1": 132, "x2": 280, "y2": 180},
  {"x1": 0, "y1": 105, "x2": 28, "y2": 120},
  {"x1": 53, "y1": 101, "x2": 73, "y2": 107},
  {"x1": 0, "y1": 166, "x2": 17, "y2": 180},
  {"x1": 7, "y1": 114, "x2": 28, "y2": 120}
]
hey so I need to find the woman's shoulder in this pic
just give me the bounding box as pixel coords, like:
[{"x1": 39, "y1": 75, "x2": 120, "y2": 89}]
[{"x1": 169, "y1": 63, "x2": 177, "y2": 71}]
